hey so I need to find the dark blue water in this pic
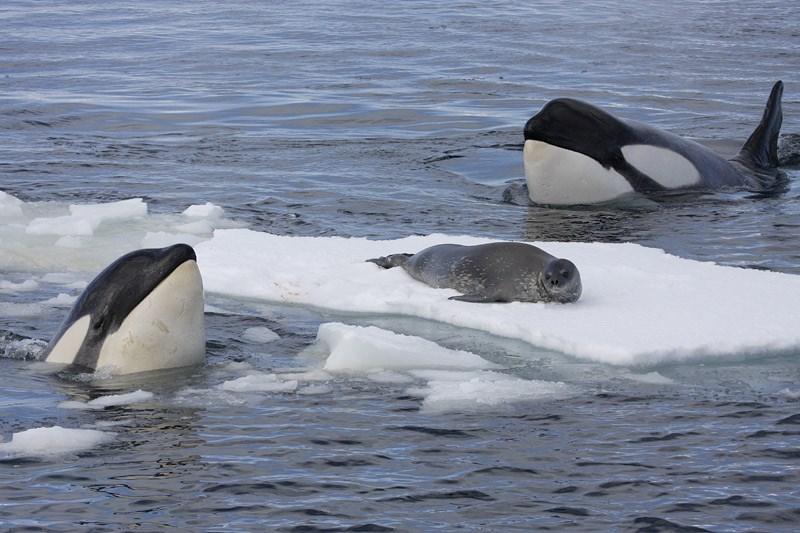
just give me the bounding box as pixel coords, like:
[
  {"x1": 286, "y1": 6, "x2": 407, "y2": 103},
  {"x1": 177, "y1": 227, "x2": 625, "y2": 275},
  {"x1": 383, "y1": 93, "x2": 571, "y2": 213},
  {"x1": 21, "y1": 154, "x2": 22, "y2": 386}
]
[{"x1": 2, "y1": 1, "x2": 800, "y2": 531}]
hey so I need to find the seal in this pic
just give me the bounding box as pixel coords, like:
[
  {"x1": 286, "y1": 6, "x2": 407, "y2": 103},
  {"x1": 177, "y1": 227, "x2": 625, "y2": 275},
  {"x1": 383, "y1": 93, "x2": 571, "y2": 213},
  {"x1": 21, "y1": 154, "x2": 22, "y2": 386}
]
[
  {"x1": 368, "y1": 242, "x2": 581, "y2": 303},
  {"x1": 42, "y1": 244, "x2": 206, "y2": 375},
  {"x1": 523, "y1": 80, "x2": 784, "y2": 205}
]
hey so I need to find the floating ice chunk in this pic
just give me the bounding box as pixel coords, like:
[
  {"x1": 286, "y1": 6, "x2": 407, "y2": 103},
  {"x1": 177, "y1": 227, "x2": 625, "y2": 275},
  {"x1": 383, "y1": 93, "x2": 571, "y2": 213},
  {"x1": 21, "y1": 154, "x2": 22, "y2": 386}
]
[
  {"x1": 219, "y1": 373, "x2": 299, "y2": 393},
  {"x1": 42, "y1": 293, "x2": 77, "y2": 307},
  {"x1": 408, "y1": 371, "x2": 571, "y2": 414},
  {"x1": 196, "y1": 230, "x2": 800, "y2": 367},
  {"x1": 0, "y1": 426, "x2": 114, "y2": 458},
  {"x1": 243, "y1": 326, "x2": 280, "y2": 343},
  {"x1": 0, "y1": 197, "x2": 240, "y2": 274},
  {"x1": 183, "y1": 202, "x2": 224, "y2": 219},
  {"x1": 27, "y1": 215, "x2": 95, "y2": 236},
  {"x1": 316, "y1": 323, "x2": 495, "y2": 373},
  {"x1": 0, "y1": 279, "x2": 39, "y2": 292},
  {"x1": 0, "y1": 191, "x2": 24, "y2": 218},
  {"x1": 58, "y1": 390, "x2": 154, "y2": 410},
  {"x1": 307, "y1": 323, "x2": 570, "y2": 413},
  {"x1": 69, "y1": 198, "x2": 147, "y2": 221},
  {"x1": 86, "y1": 390, "x2": 153, "y2": 408},
  {"x1": 27, "y1": 198, "x2": 147, "y2": 237}
]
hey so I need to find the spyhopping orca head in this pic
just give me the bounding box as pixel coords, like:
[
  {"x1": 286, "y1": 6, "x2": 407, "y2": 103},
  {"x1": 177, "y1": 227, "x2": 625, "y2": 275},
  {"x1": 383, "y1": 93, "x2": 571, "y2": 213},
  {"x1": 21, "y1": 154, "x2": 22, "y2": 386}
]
[{"x1": 43, "y1": 244, "x2": 205, "y2": 375}]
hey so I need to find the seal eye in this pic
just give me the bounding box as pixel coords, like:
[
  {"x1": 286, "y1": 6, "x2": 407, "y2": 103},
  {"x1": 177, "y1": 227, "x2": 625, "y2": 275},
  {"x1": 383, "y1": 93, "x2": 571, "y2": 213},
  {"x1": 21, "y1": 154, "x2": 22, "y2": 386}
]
[{"x1": 561, "y1": 270, "x2": 570, "y2": 279}]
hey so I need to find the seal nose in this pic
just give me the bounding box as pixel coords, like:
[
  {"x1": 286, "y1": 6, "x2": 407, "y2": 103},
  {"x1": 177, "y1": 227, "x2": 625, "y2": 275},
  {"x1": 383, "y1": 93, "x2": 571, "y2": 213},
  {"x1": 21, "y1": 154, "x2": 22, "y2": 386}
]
[{"x1": 545, "y1": 271, "x2": 561, "y2": 288}]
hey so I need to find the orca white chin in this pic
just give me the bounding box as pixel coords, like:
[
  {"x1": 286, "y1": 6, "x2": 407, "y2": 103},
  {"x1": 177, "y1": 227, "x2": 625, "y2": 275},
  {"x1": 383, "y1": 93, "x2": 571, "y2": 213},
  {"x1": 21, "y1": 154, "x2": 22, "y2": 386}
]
[
  {"x1": 95, "y1": 260, "x2": 205, "y2": 375},
  {"x1": 523, "y1": 140, "x2": 633, "y2": 205},
  {"x1": 45, "y1": 315, "x2": 91, "y2": 365},
  {"x1": 45, "y1": 251, "x2": 206, "y2": 376}
]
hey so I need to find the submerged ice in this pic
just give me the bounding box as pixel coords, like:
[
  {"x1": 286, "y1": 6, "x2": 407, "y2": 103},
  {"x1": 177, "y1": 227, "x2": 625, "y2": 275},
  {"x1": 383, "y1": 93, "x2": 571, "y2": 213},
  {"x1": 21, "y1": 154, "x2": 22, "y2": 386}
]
[
  {"x1": 314, "y1": 323, "x2": 571, "y2": 413},
  {"x1": 185, "y1": 322, "x2": 571, "y2": 414}
]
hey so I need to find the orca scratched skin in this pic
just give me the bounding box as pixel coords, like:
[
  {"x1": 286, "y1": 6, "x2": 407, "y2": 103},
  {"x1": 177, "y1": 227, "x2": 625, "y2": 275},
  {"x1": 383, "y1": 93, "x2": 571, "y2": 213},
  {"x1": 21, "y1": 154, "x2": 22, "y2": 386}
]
[
  {"x1": 368, "y1": 242, "x2": 581, "y2": 304},
  {"x1": 523, "y1": 81, "x2": 784, "y2": 205},
  {"x1": 43, "y1": 244, "x2": 205, "y2": 375}
]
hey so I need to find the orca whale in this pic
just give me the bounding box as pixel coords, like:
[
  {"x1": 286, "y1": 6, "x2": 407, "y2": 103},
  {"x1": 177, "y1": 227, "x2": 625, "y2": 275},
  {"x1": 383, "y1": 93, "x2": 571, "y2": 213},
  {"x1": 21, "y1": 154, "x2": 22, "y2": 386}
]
[
  {"x1": 43, "y1": 244, "x2": 205, "y2": 375},
  {"x1": 523, "y1": 81, "x2": 784, "y2": 205}
]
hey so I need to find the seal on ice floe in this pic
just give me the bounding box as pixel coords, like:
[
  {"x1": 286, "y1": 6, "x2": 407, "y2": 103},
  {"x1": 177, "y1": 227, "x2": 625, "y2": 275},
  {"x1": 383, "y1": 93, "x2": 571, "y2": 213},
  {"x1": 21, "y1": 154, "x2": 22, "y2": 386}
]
[{"x1": 368, "y1": 242, "x2": 581, "y2": 303}]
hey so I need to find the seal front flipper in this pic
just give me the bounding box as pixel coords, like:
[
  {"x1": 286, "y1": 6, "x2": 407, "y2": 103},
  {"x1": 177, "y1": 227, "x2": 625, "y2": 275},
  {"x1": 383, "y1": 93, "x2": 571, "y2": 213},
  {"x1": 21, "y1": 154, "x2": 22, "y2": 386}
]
[
  {"x1": 448, "y1": 293, "x2": 506, "y2": 303},
  {"x1": 735, "y1": 80, "x2": 783, "y2": 171},
  {"x1": 367, "y1": 253, "x2": 412, "y2": 269}
]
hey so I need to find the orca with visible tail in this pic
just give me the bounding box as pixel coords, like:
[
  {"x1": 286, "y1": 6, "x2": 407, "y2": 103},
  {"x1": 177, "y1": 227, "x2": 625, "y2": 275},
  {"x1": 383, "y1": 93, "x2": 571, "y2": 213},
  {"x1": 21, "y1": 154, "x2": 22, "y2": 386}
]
[
  {"x1": 43, "y1": 244, "x2": 205, "y2": 375},
  {"x1": 523, "y1": 81, "x2": 784, "y2": 205}
]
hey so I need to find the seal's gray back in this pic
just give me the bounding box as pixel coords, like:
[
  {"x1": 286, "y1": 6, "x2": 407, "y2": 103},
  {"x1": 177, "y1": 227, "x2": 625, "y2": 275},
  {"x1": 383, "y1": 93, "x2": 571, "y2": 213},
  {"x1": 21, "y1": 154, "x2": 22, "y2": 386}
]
[{"x1": 404, "y1": 243, "x2": 554, "y2": 299}]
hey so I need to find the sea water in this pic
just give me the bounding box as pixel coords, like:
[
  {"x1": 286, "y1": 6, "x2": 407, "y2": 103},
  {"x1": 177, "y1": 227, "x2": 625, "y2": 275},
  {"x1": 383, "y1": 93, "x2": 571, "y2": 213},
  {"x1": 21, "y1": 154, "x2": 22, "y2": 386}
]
[{"x1": 1, "y1": 1, "x2": 800, "y2": 531}]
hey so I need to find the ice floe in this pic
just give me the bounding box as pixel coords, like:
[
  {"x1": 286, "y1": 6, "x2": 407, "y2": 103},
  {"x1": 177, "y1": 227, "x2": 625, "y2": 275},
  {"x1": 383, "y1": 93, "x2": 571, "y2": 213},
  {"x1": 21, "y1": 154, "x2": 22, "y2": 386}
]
[
  {"x1": 0, "y1": 426, "x2": 114, "y2": 458},
  {"x1": 0, "y1": 279, "x2": 39, "y2": 293},
  {"x1": 58, "y1": 390, "x2": 155, "y2": 410},
  {"x1": 26, "y1": 198, "x2": 147, "y2": 236},
  {"x1": 183, "y1": 202, "x2": 225, "y2": 219},
  {"x1": 313, "y1": 323, "x2": 571, "y2": 413},
  {"x1": 3, "y1": 192, "x2": 800, "y2": 368},
  {"x1": 317, "y1": 323, "x2": 495, "y2": 373},
  {"x1": 202, "y1": 323, "x2": 571, "y2": 413},
  {"x1": 196, "y1": 230, "x2": 800, "y2": 366},
  {"x1": 0, "y1": 193, "x2": 239, "y2": 272},
  {"x1": 407, "y1": 370, "x2": 571, "y2": 413},
  {"x1": 242, "y1": 326, "x2": 281, "y2": 343}
]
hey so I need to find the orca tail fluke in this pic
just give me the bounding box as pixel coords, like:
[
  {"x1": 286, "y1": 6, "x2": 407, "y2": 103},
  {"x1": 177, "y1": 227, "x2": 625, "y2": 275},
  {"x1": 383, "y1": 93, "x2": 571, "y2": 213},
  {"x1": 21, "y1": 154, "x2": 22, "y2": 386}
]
[
  {"x1": 736, "y1": 80, "x2": 783, "y2": 170},
  {"x1": 366, "y1": 253, "x2": 412, "y2": 269}
]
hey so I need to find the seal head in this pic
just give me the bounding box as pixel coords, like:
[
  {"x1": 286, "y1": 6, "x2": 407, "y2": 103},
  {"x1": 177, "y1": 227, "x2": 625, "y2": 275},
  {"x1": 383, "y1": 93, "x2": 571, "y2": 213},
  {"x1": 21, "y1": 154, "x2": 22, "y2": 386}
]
[{"x1": 541, "y1": 258, "x2": 582, "y2": 303}]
